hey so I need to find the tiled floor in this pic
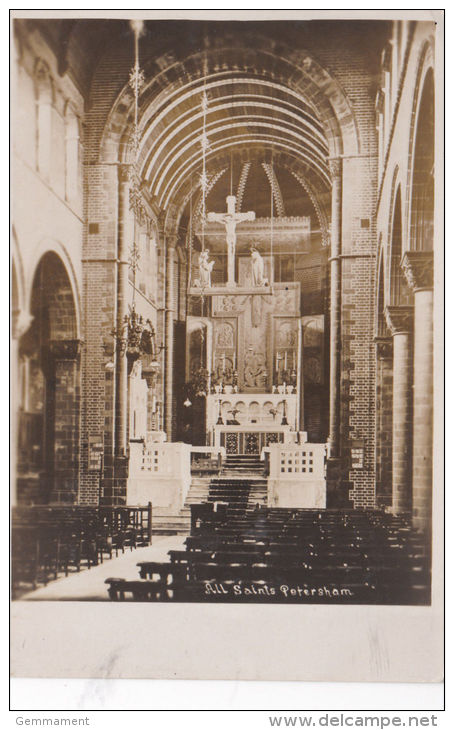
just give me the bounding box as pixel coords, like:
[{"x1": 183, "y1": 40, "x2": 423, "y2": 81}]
[{"x1": 19, "y1": 534, "x2": 186, "y2": 601}]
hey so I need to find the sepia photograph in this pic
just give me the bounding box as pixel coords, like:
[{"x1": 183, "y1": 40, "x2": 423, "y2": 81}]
[{"x1": 10, "y1": 9, "x2": 443, "y2": 684}]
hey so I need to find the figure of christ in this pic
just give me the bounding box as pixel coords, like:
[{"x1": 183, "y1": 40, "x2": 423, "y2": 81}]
[{"x1": 207, "y1": 195, "x2": 255, "y2": 287}]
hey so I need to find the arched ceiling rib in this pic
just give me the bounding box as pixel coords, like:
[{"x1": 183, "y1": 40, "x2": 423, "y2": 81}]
[
  {"x1": 131, "y1": 73, "x2": 331, "y2": 210},
  {"x1": 100, "y1": 40, "x2": 355, "y2": 219}
]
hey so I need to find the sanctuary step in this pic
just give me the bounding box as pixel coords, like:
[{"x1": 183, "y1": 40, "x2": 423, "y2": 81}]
[
  {"x1": 221, "y1": 454, "x2": 264, "y2": 477},
  {"x1": 184, "y1": 477, "x2": 211, "y2": 506},
  {"x1": 207, "y1": 478, "x2": 253, "y2": 517},
  {"x1": 151, "y1": 509, "x2": 191, "y2": 536},
  {"x1": 247, "y1": 479, "x2": 268, "y2": 510}
]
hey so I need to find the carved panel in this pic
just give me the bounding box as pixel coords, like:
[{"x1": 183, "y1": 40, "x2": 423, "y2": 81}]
[
  {"x1": 304, "y1": 356, "x2": 322, "y2": 384},
  {"x1": 215, "y1": 321, "x2": 235, "y2": 348},
  {"x1": 276, "y1": 321, "x2": 297, "y2": 348},
  {"x1": 245, "y1": 432, "x2": 260, "y2": 454},
  {"x1": 225, "y1": 432, "x2": 239, "y2": 454},
  {"x1": 265, "y1": 432, "x2": 279, "y2": 445},
  {"x1": 301, "y1": 315, "x2": 325, "y2": 386},
  {"x1": 273, "y1": 286, "x2": 299, "y2": 314},
  {"x1": 302, "y1": 316, "x2": 324, "y2": 348}
]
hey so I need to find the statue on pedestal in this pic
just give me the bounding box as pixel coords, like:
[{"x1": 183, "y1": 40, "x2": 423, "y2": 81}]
[
  {"x1": 250, "y1": 246, "x2": 269, "y2": 287},
  {"x1": 197, "y1": 249, "x2": 215, "y2": 288}
]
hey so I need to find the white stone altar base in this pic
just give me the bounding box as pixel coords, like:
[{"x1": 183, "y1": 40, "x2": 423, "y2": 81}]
[{"x1": 206, "y1": 392, "x2": 298, "y2": 434}]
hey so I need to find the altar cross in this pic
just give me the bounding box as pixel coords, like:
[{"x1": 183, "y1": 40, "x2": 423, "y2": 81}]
[{"x1": 207, "y1": 195, "x2": 255, "y2": 286}]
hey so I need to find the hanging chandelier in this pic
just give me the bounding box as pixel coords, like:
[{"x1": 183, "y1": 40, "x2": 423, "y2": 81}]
[
  {"x1": 110, "y1": 19, "x2": 160, "y2": 371},
  {"x1": 188, "y1": 68, "x2": 211, "y2": 303}
]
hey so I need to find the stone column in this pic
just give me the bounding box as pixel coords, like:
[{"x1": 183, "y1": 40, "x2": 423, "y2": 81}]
[
  {"x1": 385, "y1": 306, "x2": 414, "y2": 514},
  {"x1": 328, "y1": 158, "x2": 342, "y2": 458},
  {"x1": 11, "y1": 310, "x2": 33, "y2": 506},
  {"x1": 374, "y1": 336, "x2": 393, "y2": 507},
  {"x1": 165, "y1": 235, "x2": 177, "y2": 440},
  {"x1": 115, "y1": 164, "x2": 132, "y2": 455},
  {"x1": 401, "y1": 251, "x2": 434, "y2": 532}
]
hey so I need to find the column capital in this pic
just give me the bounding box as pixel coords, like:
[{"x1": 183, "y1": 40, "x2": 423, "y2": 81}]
[
  {"x1": 328, "y1": 157, "x2": 342, "y2": 179},
  {"x1": 118, "y1": 163, "x2": 131, "y2": 184},
  {"x1": 374, "y1": 335, "x2": 393, "y2": 359},
  {"x1": 401, "y1": 251, "x2": 433, "y2": 292},
  {"x1": 384, "y1": 305, "x2": 413, "y2": 335},
  {"x1": 12, "y1": 309, "x2": 33, "y2": 340},
  {"x1": 48, "y1": 339, "x2": 83, "y2": 361}
]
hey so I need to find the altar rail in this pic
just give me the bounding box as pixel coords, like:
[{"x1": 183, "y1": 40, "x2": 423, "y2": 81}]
[
  {"x1": 127, "y1": 442, "x2": 225, "y2": 514},
  {"x1": 263, "y1": 443, "x2": 327, "y2": 509}
]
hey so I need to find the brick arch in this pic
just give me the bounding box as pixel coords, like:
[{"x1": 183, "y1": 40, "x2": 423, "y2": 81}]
[
  {"x1": 17, "y1": 251, "x2": 81, "y2": 505},
  {"x1": 29, "y1": 251, "x2": 78, "y2": 343},
  {"x1": 405, "y1": 39, "x2": 435, "y2": 252},
  {"x1": 98, "y1": 40, "x2": 358, "y2": 168},
  {"x1": 26, "y1": 239, "x2": 81, "y2": 338}
]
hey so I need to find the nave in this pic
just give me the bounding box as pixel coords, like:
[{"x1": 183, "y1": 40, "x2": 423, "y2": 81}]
[
  {"x1": 13, "y1": 503, "x2": 430, "y2": 605},
  {"x1": 11, "y1": 17, "x2": 437, "y2": 609}
]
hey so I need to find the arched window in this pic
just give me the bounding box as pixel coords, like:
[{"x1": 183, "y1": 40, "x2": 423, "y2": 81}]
[
  {"x1": 389, "y1": 187, "x2": 411, "y2": 305},
  {"x1": 34, "y1": 60, "x2": 52, "y2": 181},
  {"x1": 65, "y1": 106, "x2": 80, "y2": 205},
  {"x1": 410, "y1": 69, "x2": 434, "y2": 252}
]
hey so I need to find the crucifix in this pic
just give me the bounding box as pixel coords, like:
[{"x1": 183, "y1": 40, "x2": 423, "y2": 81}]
[{"x1": 207, "y1": 194, "x2": 255, "y2": 287}]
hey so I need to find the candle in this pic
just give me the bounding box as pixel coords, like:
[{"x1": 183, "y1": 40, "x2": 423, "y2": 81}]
[
  {"x1": 222, "y1": 353, "x2": 226, "y2": 372},
  {"x1": 233, "y1": 351, "x2": 236, "y2": 370},
  {"x1": 293, "y1": 351, "x2": 296, "y2": 370},
  {"x1": 284, "y1": 351, "x2": 287, "y2": 370},
  {"x1": 276, "y1": 352, "x2": 280, "y2": 372}
]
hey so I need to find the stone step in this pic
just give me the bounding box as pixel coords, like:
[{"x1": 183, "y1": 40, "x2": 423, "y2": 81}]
[{"x1": 152, "y1": 512, "x2": 191, "y2": 535}]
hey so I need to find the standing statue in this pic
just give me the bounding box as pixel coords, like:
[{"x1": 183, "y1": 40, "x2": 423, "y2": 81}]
[
  {"x1": 244, "y1": 348, "x2": 267, "y2": 388},
  {"x1": 197, "y1": 249, "x2": 215, "y2": 288},
  {"x1": 250, "y1": 246, "x2": 269, "y2": 287}
]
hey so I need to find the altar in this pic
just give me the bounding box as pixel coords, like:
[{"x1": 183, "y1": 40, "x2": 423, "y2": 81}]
[
  {"x1": 206, "y1": 392, "x2": 299, "y2": 453},
  {"x1": 185, "y1": 194, "x2": 318, "y2": 454}
]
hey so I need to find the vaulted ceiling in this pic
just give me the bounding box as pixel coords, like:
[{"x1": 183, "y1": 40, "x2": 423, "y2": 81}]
[{"x1": 20, "y1": 18, "x2": 390, "y2": 240}]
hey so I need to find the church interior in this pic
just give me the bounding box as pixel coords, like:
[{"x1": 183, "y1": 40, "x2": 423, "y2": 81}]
[{"x1": 11, "y1": 16, "x2": 436, "y2": 603}]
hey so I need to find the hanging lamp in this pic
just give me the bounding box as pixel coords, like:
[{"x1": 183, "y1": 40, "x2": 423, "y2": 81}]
[{"x1": 111, "y1": 20, "x2": 159, "y2": 371}]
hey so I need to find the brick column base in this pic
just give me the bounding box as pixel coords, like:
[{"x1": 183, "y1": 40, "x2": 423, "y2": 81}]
[{"x1": 326, "y1": 457, "x2": 351, "y2": 507}]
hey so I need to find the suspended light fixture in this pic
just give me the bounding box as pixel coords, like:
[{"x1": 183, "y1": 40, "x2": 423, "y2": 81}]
[{"x1": 111, "y1": 19, "x2": 159, "y2": 371}]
